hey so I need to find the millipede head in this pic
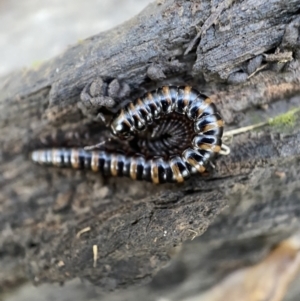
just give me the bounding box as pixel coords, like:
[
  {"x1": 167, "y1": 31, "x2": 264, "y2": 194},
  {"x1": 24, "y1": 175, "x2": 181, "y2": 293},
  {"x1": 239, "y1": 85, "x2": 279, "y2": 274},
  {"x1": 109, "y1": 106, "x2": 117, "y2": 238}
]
[{"x1": 110, "y1": 111, "x2": 134, "y2": 139}]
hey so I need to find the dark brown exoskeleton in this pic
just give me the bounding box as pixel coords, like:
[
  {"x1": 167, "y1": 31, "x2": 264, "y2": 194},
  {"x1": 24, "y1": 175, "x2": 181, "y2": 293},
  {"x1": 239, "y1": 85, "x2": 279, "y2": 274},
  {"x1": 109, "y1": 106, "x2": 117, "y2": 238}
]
[{"x1": 31, "y1": 86, "x2": 224, "y2": 184}]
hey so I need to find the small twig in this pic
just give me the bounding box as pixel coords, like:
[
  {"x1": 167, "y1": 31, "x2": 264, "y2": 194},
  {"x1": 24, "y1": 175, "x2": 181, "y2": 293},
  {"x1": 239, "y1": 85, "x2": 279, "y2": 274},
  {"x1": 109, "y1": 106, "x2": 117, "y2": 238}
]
[
  {"x1": 93, "y1": 245, "x2": 98, "y2": 268},
  {"x1": 223, "y1": 121, "x2": 267, "y2": 137},
  {"x1": 247, "y1": 64, "x2": 268, "y2": 79},
  {"x1": 187, "y1": 229, "x2": 199, "y2": 240},
  {"x1": 219, "y1": 144, "x2": 231, "y2": 155},
  {"x1": 76, "y1": 226, "x2": 91, "y2": 239},
  {"x1": 84, "y1": 140, "x2": 109, "y2": 151}
]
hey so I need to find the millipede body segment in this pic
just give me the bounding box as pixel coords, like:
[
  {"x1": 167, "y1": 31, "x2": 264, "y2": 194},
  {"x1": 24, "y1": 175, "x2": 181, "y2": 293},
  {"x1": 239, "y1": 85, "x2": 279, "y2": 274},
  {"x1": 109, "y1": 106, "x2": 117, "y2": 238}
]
[{"x1": 31, "y1": 86, "x2": 224, "y2": 183}]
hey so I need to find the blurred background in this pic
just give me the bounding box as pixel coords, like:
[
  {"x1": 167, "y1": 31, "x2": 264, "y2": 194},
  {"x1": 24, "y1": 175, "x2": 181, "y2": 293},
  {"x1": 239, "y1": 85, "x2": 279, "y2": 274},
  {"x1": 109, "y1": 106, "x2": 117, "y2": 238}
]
[{"x1": 0, "y1": 0, "x2": 152, "y2": 76}]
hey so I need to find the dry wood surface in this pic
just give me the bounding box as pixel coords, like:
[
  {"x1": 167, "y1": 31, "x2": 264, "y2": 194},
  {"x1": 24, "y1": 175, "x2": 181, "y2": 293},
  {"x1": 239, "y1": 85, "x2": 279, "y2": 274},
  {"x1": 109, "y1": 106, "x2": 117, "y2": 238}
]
[{"x1": 1, "y1": 1, "x2": 300, "y2": 300}]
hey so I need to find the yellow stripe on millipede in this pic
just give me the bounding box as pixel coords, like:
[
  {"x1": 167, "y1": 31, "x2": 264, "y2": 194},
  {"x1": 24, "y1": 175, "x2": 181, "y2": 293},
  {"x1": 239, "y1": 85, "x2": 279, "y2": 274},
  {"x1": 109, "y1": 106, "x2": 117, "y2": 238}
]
[
  {"x1": 170, "y1": 161, "x2": 184, "y2": 183},
  {"x1": 151, "y1": 161, "x2": 160, "y2": 184},
  {"x1": 199, "y1": 143, "x2": 221, "y2": 153},
  {"x1": 202, "y1": 120, "x2": 224, "y2": 132},
  {"x1": 71, "y1": 149, "x2": 80, "y2": 169},
  {"x1": 130, "y1": 157, "x2": 137, "y2": 180},
  {"x1": 162, "y1": 86, "x2": 172, "y2": 106},
  {"x1": 183, "y1": 86, "x2": 192, "y2": 107},
  {"x1": 110, "y1": 154, "x2": 118, "y2": 176},
  {"x1": 187, "y1": 157, "x2": 205, "y2": 173},
  {"x1": 195, "y1": 98, "x2": 212, "y2": 117},
  {"x1": 52, "y1": 149, "x2": 61, "y2": 166},
  {"x1": 91, "y1": 151, "x2": 99, "y2": 172}
]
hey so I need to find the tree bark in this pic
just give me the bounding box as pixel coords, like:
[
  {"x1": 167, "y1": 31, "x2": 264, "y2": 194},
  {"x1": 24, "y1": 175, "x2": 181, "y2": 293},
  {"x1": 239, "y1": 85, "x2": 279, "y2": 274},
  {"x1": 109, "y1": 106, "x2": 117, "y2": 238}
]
[{"x1": 1, "y1": 0, "x2": 300, "y2": 298}]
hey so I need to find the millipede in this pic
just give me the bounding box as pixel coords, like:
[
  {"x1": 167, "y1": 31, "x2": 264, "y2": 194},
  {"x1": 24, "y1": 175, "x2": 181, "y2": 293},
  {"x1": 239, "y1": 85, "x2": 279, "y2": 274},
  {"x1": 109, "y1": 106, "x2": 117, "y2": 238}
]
[{"x1": 31, "y1": 85, "x2": 225, "y2": 184}]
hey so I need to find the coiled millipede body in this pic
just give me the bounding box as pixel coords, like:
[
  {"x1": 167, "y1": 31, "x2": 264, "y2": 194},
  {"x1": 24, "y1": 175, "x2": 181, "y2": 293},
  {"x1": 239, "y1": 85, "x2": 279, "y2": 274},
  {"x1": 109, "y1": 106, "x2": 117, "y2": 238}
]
[{"x1": 31, "y1": 86, "x2": 224, "y2": 184}]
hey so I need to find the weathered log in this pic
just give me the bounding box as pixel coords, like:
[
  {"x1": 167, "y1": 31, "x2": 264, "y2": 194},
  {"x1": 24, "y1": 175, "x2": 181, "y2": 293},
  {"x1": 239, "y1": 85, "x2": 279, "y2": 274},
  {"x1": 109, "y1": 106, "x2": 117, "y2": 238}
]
[{"x1": 1, "y1": 0, "x2": 300, "y2": 298}]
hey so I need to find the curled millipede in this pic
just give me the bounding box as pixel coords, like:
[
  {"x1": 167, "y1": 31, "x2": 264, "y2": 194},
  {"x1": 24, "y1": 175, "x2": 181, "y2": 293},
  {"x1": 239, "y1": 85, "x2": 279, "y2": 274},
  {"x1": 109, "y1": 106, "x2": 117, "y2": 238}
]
[{"x1": 31, "y1": 86, "x2": 224, "y2": 184}]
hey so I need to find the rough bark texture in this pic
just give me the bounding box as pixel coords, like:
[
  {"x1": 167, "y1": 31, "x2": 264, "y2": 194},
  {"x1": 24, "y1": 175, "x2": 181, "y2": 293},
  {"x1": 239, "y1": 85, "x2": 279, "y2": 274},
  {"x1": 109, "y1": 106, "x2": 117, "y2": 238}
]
[{"x1": 1, "y1": 0, "x2": 300, "y2": 300}]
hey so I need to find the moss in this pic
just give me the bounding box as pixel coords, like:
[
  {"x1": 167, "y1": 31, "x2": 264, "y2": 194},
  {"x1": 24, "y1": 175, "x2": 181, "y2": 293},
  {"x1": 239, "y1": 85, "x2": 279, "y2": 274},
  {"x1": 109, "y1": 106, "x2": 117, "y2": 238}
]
[
  {"x1": 31, "y1": 60, "x2": 43, "y2": 69},
  {"x1": 268, "y1": 108, "x2": 299, "y2": 131}
]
